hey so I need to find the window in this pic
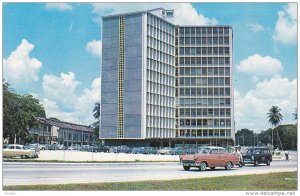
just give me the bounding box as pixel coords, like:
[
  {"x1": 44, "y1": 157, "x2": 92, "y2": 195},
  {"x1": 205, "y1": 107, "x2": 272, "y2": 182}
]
[
  {"x1": 211, "y1": 149, "x2": 218, "y2": 154},
  {"x1": 219, "y1": 149, "x2": 226, "y2": 154}
]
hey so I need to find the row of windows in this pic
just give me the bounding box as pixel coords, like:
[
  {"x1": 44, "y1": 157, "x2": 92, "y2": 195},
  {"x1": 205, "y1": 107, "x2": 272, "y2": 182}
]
[
  {"x1": 178, "y1": 27, "x2": 230, "y2": 36},
  {"x1": 147, "y1": 59, "x2": 175, "y2": 76},
  {"x1": 147, "y1": 14, "x2": 175, "y2": 35},
  {"x1": 147, "y1": 70, "x2": 175, "y2": 88},
  {"x1": 146, "y1": 116, "x2": 175, "y2": 129},
  {"x1": 176, "y1": 129, "x2": 231, "y2": 138},
  {"x1": 179, "y1": 77, "x2": 230, "y2": 87},
  {"x1": 178, "y1": 37, "x2": 230, "y2": 46},
  {"x1": 147, "y1": 93, "x2": 175, "y2": 107},
  {"x1": 147, "y1": 47, "x2": 175, "y2": 65},
  {"x1": 178, "y1": 57, "x2": 230, "y2": 66},
  {"x1": 59, "y1": 131, "x2": 93, "y2": 141},
  {"x1": 179, "y1": 119, "x2": 231, "y2": 127},
  {"x1": 146, "y1": 127, "x2": 176, "y2": 138},
  {"x1": 178, "y1": 87, "x2": 230, "y2": 97},
  {"x1": 179, "y1": 108, "x2": 231, "y2": 117},
  {"x1": 147, "y1": 37, "x2": 175, "y2": 55},
  {"x1": 179, "y1": 67, "x2": 230, "y2": 76},
  {"x1": 147, "y1": 26, "x2": 175, "y2": 45},
  {"x1": 179, "y1": 98, "x2": 231, "y2": 107},
  {"x1": 179, "y1": 47, "x2": 230, "y2": 56}
]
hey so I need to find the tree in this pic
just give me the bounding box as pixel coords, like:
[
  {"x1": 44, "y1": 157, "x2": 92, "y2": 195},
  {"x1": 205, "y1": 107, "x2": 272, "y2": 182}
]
[
  {"x1": 258, "y1": 125, "x2": 297, "y2": 150},
  {"x1": 3, "y1": 82, "x2": 46, "y2": 144},
  {"x1": 293, "y1": 108, "x2": 297, "y2": 120},
  {"x1": 235, "y1": 129, "x2": 257, "y2": 146},
  {"x1": 92, "y1": 101, "x2": 100, "y2": 140},
  {"x1": 266, "y1": 106, "x2": 283, "y2": 148},
  {"x1": 93, "y1": 101, "x2": 100, "y2": 120}
]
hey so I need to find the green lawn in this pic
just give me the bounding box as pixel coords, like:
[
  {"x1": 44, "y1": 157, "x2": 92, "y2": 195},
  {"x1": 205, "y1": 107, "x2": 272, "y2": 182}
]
[{"x1": 3, "y1": 172, "x2": 297, "y2": 191}]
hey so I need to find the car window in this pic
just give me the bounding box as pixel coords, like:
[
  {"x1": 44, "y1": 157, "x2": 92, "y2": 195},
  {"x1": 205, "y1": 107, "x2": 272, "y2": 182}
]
[
  {"x1": 198, "y1": 148, "x2": 210, "y2": 154},
  {"x1": 16, "y1": 146, "x2": 22, "y2": 149},
  {"x1": 211, "y1": 149, "x2": 219, "y2": 154},
  {"x1": 8, "y1": 146, "x2": 15, "y2": 149},
  {"x1": 255, "y1": 149, "x2": 261, "y2": 154},
  {"x1": 219, "y1": 149, "x2": 226, "y2": 154},
  {"x1": 263, "y1": 149, "x2": 270, "y2": 155}
]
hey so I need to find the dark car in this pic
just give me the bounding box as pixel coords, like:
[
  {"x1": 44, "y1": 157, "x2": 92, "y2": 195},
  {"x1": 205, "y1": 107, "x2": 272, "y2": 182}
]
[
  {"x1": 242, "y1": 147, "x2": 272, "y2": 166},
  {"x1": 174, "y1": 147, "x2": 189, "y2": 155},
  {"x1": 92, "y1": 145, "x2": 110, "y2": 153}
]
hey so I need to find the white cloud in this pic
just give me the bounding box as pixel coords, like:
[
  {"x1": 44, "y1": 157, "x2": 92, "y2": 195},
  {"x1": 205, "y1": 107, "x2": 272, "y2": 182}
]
[
  {"x1": 273, "y1": 3, "x2": 297, "y2": 45},
  {"x1": 3, "y1": 39, "x2": 42, "y2": 87},
  {"x1": 45, "y1": 3, "x2": 72, "y2": 11},
  {"x1": 42, "y1": 72, "x2": 100, "y2": 125},
  {"x1": 42, "y1": 72, "x2": 80, "y2": 109},
  {"x1": 90, "y1": 3, "x2": 218, "y2": 25},
  {"x1": 235, "y1": 75, "x2": 297, "y2": 131},
  {"x1": 237, "y1": 54, "x2": 283, "y2": 76},
  {"x1": 86, "y1": 40, "x2": 102, "y2": 57},
  {"x1": 247, "y1": 23, "x2": 265, "y2": 33}
]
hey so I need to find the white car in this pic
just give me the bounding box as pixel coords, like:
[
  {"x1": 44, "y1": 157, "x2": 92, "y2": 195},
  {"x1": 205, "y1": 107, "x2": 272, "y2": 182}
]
[{"x1": 3, "y1": 144, "x2": 39, "y2": 159}]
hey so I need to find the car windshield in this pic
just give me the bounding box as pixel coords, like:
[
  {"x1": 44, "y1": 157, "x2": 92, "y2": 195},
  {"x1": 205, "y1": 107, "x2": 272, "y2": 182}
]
[
  {"x1": 198, "y1": 148, "x2": 210, "y2": 154},
  {"x1": 246, "y1": 149, "x2": 260, "y2": 155}
]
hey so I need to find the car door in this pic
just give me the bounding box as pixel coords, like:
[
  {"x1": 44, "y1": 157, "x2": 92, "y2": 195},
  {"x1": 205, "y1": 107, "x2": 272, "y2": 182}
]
[
  {"x1": 218, "y1": 149, "x2": 227, "y2": 167},
  {"x1": 209, "y1": 149, "x2": 220, "y2": 167}
]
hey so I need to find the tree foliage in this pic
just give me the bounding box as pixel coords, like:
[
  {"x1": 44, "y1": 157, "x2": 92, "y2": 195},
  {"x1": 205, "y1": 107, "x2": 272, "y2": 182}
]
[
  {"x1": 236, "y1": 124, "x2": 297, "y2": 150},
  {"x1": 92, "y1": 101, "x2": 100, "y2": 140},
  {"x1": 267, "y1": 106, "x2": 283, "y2": 127},
  {"x1": 3, "y1": 82, "x2": 46, "y2": 143}
]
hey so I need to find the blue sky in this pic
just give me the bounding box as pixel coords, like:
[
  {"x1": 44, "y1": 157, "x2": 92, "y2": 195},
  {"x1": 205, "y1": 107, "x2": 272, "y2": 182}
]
[{"x1": 3, "y1": 2, "x2": 298, "y2": 131}]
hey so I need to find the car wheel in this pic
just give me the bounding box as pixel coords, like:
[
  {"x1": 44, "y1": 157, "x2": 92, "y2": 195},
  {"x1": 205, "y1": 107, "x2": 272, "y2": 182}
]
[
  {"x1": 199, "y1": 162, "x2": 206, "y2": 171},
  {"x1": 266, "y1": 159, "x2": 271, "y2": 166},
  {"x1": 210, "y1": 167, "x2": 215, "y2": 170},
  {"x1": 21, "y1": 155, "x2": 24, "y2": 159},
  {"x1": 225, "y1": 162, "x2": 232, "y2": 170},
  {"x1": 183, "y1": 166, "x2": 190, "y2": 171},
  {"x1": 254, "y1": 160, "x2": 259, "y2": 166}
]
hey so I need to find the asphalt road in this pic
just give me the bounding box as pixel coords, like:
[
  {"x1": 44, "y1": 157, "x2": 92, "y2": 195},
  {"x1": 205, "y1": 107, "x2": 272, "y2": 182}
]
[{"x1": 3, "y1": 153, "x2": 297, "y2": 186}]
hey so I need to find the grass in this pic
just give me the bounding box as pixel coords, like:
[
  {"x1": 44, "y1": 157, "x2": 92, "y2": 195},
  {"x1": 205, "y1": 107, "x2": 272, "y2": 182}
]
[{"x1": 3, "y1": 171, "x2": 297, "y2": 191}]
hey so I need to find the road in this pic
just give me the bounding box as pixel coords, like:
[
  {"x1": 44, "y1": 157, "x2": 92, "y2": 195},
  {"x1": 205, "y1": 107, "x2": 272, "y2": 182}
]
[{"x1": 3, "y1": 153, "x2": 297, "y2": 186}]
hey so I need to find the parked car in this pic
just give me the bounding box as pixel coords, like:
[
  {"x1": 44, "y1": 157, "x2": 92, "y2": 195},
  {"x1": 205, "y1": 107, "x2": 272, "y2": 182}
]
[
  {"x1": 131, "y1": 147, "x2": 143, "y2": 154},
  {"x1": 157, "y1": 147, "x2": 174, "y2": 155},
  {"x1": 242, "y1": 147, "x2": 272, "y2": 166},
  {"x1": 147, "y1": 147, "x2": 158, "y2": 154},
  {"x1": 113, "y1": 145, "x2": 131, "y2": 153},
  {"x1": 174, "y1": 147, "x2": 189, "y2": 155},
  {"x1": 92, "y1": 145, "x2": 110, "y2": 153},
  {"x1": 3, "y1": 144, "x2": 39, "y2": 158},
  {"x1": 180, "y1": 146, "x2": 239, "y2": 171},
  {"x1": 39, "y1": 144, "x2": 47, "y2": 150},
  {"x1": 24, "y1": 143, "x2": 40, "y2": 153}
]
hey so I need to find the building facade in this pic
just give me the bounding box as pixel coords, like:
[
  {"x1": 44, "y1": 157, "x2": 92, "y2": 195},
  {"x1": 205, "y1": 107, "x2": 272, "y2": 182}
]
[
  {"x1": 30, "y1": 118, "x2": 96, "y2": 146},
  {"x1": 176, "y1": 26, "x2": 234, "y2": 147},
  {"x1": 100, "y1": 8, "x2": 234, "y2": 147}
]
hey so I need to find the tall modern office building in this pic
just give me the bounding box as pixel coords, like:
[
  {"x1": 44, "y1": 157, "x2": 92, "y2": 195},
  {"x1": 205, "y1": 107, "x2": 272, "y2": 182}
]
[{"x1": 100, "y1": 8, "x2": 234, "y2": 147}]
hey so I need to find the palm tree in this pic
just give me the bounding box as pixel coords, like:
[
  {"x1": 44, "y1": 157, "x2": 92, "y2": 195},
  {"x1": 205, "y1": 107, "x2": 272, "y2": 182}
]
[
  {"x1": 267, "y1": 106, "x2": 283, "y2": 148},
  {"x1": 92, "y1": 101, "x2": 100, "y2": 128},
  {"x1": 293, "y1": 108, "x2": 297, "y2": 120},
  {"x1": 93, "y1": 101, "x2": 100, "y2": 120}
]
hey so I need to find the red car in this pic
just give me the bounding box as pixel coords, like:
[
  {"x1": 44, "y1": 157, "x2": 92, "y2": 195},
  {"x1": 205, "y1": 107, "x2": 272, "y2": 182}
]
[{"x1": 180, "y1": 146, "x2": 240, "y2": 171}]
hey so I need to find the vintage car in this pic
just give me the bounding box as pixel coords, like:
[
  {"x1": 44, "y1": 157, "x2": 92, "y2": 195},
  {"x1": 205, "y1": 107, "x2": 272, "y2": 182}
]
[
  {"x1": 157, "y1": 147, "x2": 174, "y2": 155},
  {"x1": 242, "y1": 147, "x2": 272, "y2": 166},
  {"x1": 3, "y1": 144, "x2": 39, "y2": 159},
  {"x1": 180, "y1": 146, "x2": 239, "y2": 171}
]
